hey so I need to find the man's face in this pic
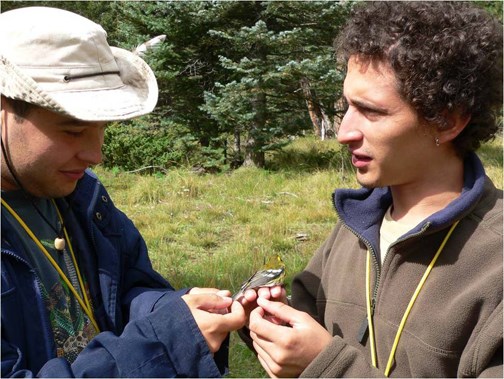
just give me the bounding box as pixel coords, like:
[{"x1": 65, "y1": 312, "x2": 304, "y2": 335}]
[
  {"x1": 1, "y1": 99, "x2": 106, "y2": 198},
  {"x1": 338, "y1": 56, "x2": 436, "y2": 189}
]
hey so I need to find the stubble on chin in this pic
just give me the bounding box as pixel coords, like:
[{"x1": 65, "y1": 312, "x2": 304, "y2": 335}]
[
  {"x1": 26, "y1": 181, "x2": 78, "y2": 199},
  {"x1": 356, "y1": 171, "x2": 383, "y2": 189}
]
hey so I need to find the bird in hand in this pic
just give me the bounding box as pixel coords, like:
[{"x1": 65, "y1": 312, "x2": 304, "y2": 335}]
[{"x1": 232, "y1": 255, "x2": 286, "y2": 300}]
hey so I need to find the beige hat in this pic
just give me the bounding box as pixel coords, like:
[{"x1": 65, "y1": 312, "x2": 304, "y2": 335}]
[{"x1": 0, "y1": 7, "x2": 158, "y2": 121}]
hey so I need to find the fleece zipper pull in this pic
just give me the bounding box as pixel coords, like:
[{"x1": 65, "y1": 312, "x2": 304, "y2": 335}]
[{"x1": 357, "y1": 297, "x2": 375, "y2": 343}]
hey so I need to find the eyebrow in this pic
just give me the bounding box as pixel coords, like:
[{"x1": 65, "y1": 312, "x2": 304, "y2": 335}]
[
  {"x1": 59, "y1": 119, "x2": 108, "y2": 128},
  {"x1": 346, "y1": 96, "x2": 389, "y2": 114}
]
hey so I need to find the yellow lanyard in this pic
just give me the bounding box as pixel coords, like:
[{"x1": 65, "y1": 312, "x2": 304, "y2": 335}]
[
  {"x1": 366, "y1": 220, "x2": 460, "y2": 377},
  {"x1": 1, "y1": 197, "x2": 100, "y2": 332}
]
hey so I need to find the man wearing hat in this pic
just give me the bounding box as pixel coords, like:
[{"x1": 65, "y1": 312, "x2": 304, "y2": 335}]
[{"x1": 1, "y1": 7, "x2": 245, "y2": 377}]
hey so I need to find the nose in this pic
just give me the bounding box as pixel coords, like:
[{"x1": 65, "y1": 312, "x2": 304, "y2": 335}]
[
  {"x1": 337, "y1": 107, "x2": 363, "y2": 145},
  {"x1": 76, "y1": 127, "x2": 104, "y2": 165}
]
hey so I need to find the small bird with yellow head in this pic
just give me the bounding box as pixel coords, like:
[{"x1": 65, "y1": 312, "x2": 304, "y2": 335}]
[{"x1": 232, "y1": 255, "x2": 286, "y2": 301}]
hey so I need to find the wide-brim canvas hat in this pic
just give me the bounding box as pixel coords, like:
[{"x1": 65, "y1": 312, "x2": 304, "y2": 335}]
[{"x1": 0, "y1": 6, "x2": 158, "y2": 122}]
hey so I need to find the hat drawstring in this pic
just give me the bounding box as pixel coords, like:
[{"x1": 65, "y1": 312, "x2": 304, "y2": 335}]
[
  {"x1": 63, "y1": 70, "x2": 120, "y2": 82},
  {"x1": 1, "y1": 113, "x2": 72, "y2": 251}
]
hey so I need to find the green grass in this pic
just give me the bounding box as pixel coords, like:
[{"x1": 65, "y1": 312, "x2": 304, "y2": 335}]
[{"x1": 94, "y1": 135, "x2": 502, "y2": 377}]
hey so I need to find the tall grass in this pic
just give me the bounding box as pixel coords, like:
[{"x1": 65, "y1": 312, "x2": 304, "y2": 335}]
[{"x1": 94, "y1": 135, "x2": 502, "y2": 377}]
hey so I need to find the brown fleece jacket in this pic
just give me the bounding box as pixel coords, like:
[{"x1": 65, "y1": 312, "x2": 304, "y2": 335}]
[{"x1": 293, "y1": 178, "x2": 502, "y2": 378}]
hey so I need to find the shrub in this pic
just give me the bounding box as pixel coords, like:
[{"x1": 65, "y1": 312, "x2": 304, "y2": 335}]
[{"x1": 103, "y1": 117, "x2": 202, "y2": 171}]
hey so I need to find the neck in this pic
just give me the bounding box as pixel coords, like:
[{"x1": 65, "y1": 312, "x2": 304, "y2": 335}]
[{"x1": 389, "y1": 157, "x2": 464, "y2": 224}]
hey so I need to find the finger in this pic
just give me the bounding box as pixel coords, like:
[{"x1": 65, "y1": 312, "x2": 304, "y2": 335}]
[
  {"x1": 216, "y1": 289, "x2": 232, "y2": 298},
  {"x1": 216, "y1": 300, "x2": 247, "y2": 331},
  {"x1": 249, "y1": 330, "x2": 273, "y2": 348},
  {"x1": 243, "y1": 288, "x2": 258, "y2": 303},
  {"x1": 256, "y1": 296, "x2": 298, "y2": 325},
  {"x1": 183, "y1": 293, "x2": 233, "y2": 310},
  {"x1": 264, "y1": 314, "x2": 287, "y2": 326},
  {"x1": 188, "y1": 287, "x2": 231, "y2": 297},
  {"x1": 257, "y1": 287, "x2": 272, "y2": 299},
  {"x1": 250, "y1": 302, "x2": 265, "y2": 319},
  {"x1": 269, "y1": 285, "x2": 286, "y2": 300},
  {"x1": 229, "y1": 298, "x2": 246, "y2": 319},
  {"x1": 248, "y1": 304, "x2": 266, "y2": 331},
  {"x1": 188, "y1": 287, "x2": 213, "y2": 295},
  {"x1": 211, "y1": 307, "x2": 229, "y2": 315},
  {"x1": 254, "y1": 341, "x2": 279, "y2": 378},
  {"x1": 248, "y1": 305, "x2": 284, "y2": 342},
  {"x1": 235, "y1": 294, "x2": 250, "y2": 308},
  {"x1": 251, "y1": 333, "x2": 277, "y2": 375}
]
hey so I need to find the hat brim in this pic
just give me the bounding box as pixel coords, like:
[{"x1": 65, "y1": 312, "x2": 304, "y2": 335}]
[{"x1": 0, "y1": 47, "x2": 158, "y2": 122}]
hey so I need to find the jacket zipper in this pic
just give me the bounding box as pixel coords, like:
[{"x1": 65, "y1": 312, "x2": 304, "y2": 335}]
[
  {"x1": 331, "y1": 194, "x2": 381, "y2": 334},
  {"x1": 82, "y1": 181, "x2": 119, "y2": 327},
  {"x1": 335, "y1": 220, "x2": 380, "y2": 343},
  {"x1": 333, "y1": 199, "x2": 431, "y2": 344}
]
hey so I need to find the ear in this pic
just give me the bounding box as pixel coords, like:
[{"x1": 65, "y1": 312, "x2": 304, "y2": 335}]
[
  {"x1": 1, "y1": 96, "x2": 12, "y2": 126},
  {"x1": 1, "y1": 97, "x2": 6, "y2": 136},
  {"x1": 437, "y1": 110, "x2": 471, "y2": 144}
]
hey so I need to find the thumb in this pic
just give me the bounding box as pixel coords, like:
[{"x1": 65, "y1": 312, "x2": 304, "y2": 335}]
[
  {"x1": 183, "y1": 293, "x2": 232, "y2": 311},
  {"x1": 221, "y1": 299, "x2": 247, "y2": 330},
  {"x1": 256, "y1": 296, "x2": 297, "y2": 326}
]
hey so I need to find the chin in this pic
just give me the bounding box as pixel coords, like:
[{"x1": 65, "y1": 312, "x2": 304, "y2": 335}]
[
  {"x1": 45, "y1": 185, "x2": 78, "y2": 198},
  {"x1": 356, "y1": 177, "x2": 382, "y2": 189},
  {"x1": 59, "y1": 187, "x2": 78, "y2": 198},
  {"x1": 356, "y1": 165, "x2": 388, "y2": 187}
]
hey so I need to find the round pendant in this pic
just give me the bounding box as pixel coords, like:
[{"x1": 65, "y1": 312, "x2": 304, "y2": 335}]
[{"x1": 54, "y1": 237, "x2": 66, "y2": 251}]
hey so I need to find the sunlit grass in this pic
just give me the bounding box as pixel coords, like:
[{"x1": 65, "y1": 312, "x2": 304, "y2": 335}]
[
  {"x1": 94, "y1": 135, "x2": 502, "y2": 377},
  {"x1": 478, "y1": 136, "x2": 503, "y2": 188}
]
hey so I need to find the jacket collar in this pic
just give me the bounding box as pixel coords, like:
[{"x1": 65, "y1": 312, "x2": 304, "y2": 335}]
[{"x1": 333, "y1": 152, "x2": 487, "y2": 243}]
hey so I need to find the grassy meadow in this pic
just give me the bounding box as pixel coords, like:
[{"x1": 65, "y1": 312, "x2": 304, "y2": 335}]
[{"x1": 95, "y1": 135, "x2": 502, "y2": 378}]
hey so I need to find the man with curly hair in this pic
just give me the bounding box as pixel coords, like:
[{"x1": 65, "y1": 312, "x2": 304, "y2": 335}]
[{"x1": 239, "y1": 2, "x2": 503, "y2": 377}]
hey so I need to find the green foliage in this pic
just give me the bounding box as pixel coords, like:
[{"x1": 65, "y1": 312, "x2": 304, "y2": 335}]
[
  {"x1": 102, "y1": 116, "x2": 229, "y2": 172},
  {"x1": 103, "y1": 117, "x2": 194, "y2": 170},
  {"x1": 113, "y1": 1, "x2": 231, "y2": 158},
  {"x1": 105, "y1": 0, "x2": 352, "y2": 169},
  {"x1": 2, "y1": 0, "x2": 501, "y2": 173},
  {"x1": 475, "y1": 0, "x2": 503, "y2": 22},
  {"x1": 202, "y1": 1, "x2": 351, "y2": 166},
  {"x1": 267, "y1": 136, "x2": 353, "y2": 173}
]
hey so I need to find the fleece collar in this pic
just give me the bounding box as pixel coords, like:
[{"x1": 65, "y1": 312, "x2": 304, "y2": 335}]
[{"x1": 332, "y1": 152, "x2": 486, "y2": 246}]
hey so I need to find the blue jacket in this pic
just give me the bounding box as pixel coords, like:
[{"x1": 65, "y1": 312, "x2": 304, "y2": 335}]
[{"x1": 1, "y1": 170, "x2": 227, "y2": 377}]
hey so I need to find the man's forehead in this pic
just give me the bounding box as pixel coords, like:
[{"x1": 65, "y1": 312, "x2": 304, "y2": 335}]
[{"x1": 27, "y1": 105, "x2": 108, "y2": 127}]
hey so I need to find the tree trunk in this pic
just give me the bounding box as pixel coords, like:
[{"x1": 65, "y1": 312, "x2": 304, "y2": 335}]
[
  {"x1": 230, "y1": 127, "x2": 243, "y2": 169},
  {"x1": 300, "y1": 78, "x2": 320, "y2": 136},
  {"x1": 300, "y1": 77, "x2": 331, "y2": 140},
  {"x1": 243, "y1": 90, "x2": 266, "y2": 168},
  {"x1": 234, "y1": 128, "x2": 241, "y2": 155},
  {"x1": 242, "y1": 137, "x2": 265, "y2": 168},
  {"x1": 332, "y1": 97, "x2": 346, "y2": 137}
]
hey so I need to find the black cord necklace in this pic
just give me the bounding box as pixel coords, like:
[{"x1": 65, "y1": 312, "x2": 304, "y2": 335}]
[{"x1": 1, "y1": 139, "x2": 67, "y2": 251}]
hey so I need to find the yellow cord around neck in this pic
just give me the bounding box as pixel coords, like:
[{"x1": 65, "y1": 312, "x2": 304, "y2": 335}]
[
  {"x1": 1, "y1": 197, "x2": 100, "y2": 332},
  {"x1": 367, "y1": 220, "x2": 460, "y2": 377}
]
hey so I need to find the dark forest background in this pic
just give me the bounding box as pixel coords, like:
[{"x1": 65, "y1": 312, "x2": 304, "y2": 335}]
[{"x1": 2, "y1": 1, "x2": 502, "y2": 172}]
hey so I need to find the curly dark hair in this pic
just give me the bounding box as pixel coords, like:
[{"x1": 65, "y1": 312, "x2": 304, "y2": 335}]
[{"x1": 335, "y1": 1, "x2": 503, "y2": 157}]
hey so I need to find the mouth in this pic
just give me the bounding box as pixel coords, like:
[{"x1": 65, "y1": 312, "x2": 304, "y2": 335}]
[
  {"x1": 351, "y1": 151, "x2": 372, "y2": 168},
  {"x1": 60, "y1": 169, "x2": 86, "y2": 181}
]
